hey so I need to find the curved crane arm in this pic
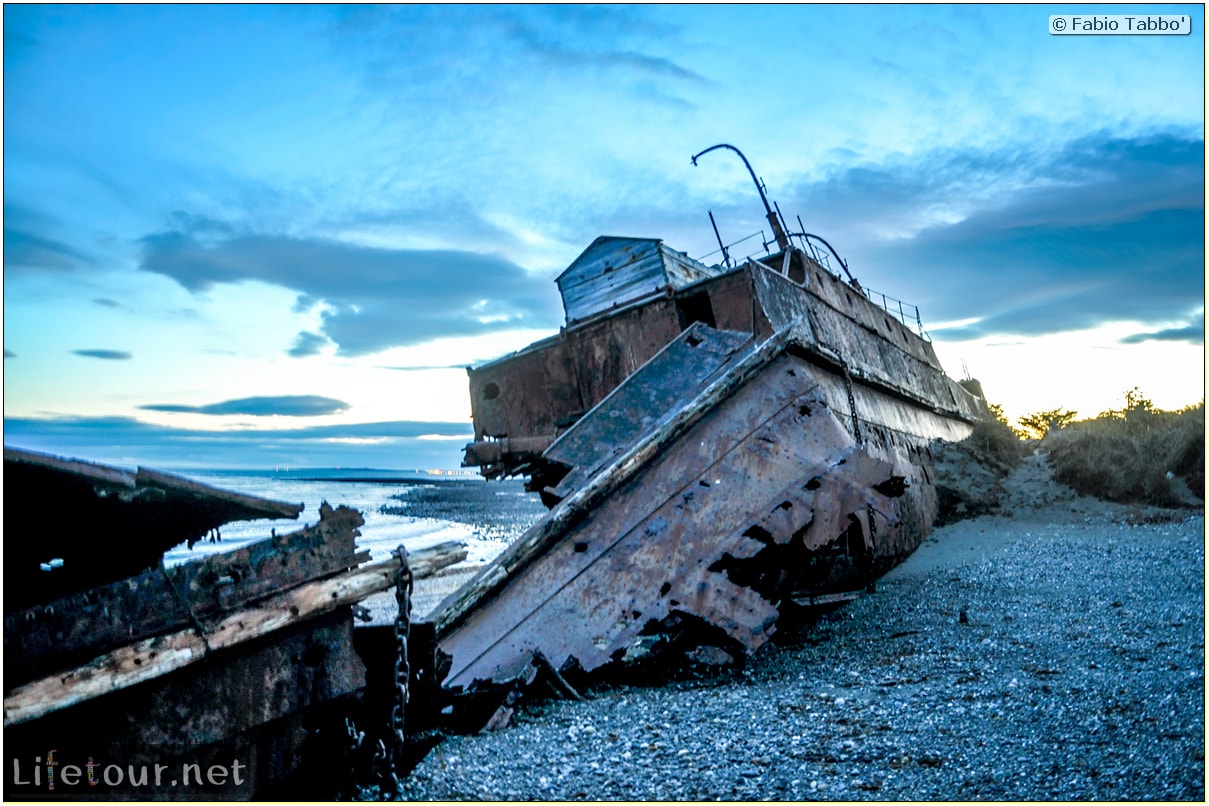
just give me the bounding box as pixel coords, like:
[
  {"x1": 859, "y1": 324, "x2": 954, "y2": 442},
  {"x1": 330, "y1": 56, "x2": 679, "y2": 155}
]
[{"x1": 691, "y1": 144, "x2": 789, "y2": 251}]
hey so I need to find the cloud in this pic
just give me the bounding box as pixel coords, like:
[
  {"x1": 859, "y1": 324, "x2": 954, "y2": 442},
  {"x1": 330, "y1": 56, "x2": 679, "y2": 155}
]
[
  {"x1": 141, "y1": 395, "x2": 350, "y2": 417},
  {"x1": 511, "y1": 27, "x2": 707, "y2": 85},
  {"x1": 93, "y1": 298, "x2": 125, "y2": 309},
  {"x1": 1121, "y1": 311, "x2": 1205, "y2": 345},
  {"x1": 4, "y1": 349, "x2": 16, "y2": 359},
  {"x1": 139, "y1": 230, "x2": 563, "y2": 355},
  {"x1": 331, "y1": 5, "x2": 705, "y2": 117},
  {"x1": 73, "y1": 349, "x2": 132, "y2": 360},
  {"x1": 3, "y1": 415, "x2": 474, "y2": 469},
  {"x1": 381, "y1": 364, "x2": 476, "y2": 372},
  {"x1": 776, "y1": 129, "x2": 1204, "y2": 341},
  {"x1": 287, "y1": 331, "x2": 329, "y2": 358},
  {"x1": 4, "y1": 226, "x2": 93, "y2": 272}
]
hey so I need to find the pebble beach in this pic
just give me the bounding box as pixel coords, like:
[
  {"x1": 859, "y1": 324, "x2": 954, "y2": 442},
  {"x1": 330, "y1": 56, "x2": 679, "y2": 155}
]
[{"x1": 398, "y1": 457, "x2": 1205, "y2": 801}]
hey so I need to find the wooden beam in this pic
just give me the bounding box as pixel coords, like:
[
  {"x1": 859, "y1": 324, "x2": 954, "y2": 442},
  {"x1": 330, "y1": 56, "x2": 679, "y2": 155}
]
[
  {"x1": 5, "y1": 503, "x2": 363, "y2": 687},
  {"x1": 4, "y1": 541, "x2": 467, "y2": 727}
]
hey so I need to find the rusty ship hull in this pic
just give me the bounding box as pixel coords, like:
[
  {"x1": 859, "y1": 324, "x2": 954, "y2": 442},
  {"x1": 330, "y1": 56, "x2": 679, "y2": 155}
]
[{"x1": 431, "y1": 235, "x2": 987, "y2": 692}]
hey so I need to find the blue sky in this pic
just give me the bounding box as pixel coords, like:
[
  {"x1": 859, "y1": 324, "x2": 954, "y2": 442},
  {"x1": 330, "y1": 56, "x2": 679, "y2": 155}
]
[{"x1": 4, "y1": 4, "x2": 1204, "y2": 470}]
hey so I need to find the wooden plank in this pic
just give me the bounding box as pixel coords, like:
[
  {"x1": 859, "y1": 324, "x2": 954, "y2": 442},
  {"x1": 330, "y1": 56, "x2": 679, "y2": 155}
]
[
  {"x1": 3, "y1": 540, "x2": 467, "y2": 726},
  {"x1": 4, "y1": 611, "x2": 361, "y2": 799},
  {"x1": 5, "y1": 504, "x2": 363, "y2": 687}
]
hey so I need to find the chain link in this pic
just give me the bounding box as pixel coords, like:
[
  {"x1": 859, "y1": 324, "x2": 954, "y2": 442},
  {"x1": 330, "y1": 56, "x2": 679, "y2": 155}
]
[
  {"x1": 390, "y1": 545, "x2": 413, "y2": 792},
  {"x1": 371, "y1": 545, "x2": 412, "y2": 798},
  {"x1": 839, "y1": 363, "x2": 863, "y2": 446}
]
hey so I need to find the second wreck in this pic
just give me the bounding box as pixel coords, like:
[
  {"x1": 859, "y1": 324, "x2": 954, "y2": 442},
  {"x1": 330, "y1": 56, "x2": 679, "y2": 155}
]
[{"x1": 430, "y1": 146, "x2": 988, "y2": 696}]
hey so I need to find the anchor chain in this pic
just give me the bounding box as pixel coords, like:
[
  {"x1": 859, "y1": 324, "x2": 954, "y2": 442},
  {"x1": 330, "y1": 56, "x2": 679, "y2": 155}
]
[
  {"x1": 373, "y1": 545, "x2": 413, "y2": 797},
  {"x1": 835, "y1": 360, "x2": 863, "y2": 446}
]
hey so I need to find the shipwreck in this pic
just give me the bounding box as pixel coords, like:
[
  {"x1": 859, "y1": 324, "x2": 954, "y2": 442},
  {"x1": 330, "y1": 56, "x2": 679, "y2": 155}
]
[
  {"x1": 2, "y1": 447, "x2": 465, "y2": 797},
  {"x1": 429, "y1": 145, "x2": 988, "y2": 700}
]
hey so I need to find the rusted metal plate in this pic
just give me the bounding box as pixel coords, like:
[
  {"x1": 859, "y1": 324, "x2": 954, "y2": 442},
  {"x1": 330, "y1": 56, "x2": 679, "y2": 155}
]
[
  {"x1": 440, "y1": 347, "x2": 951, "y2": 688},
  {"x1": 544, "y1": 324, "x2": 755, "y2": 500},
  {"x1": 5, "y1": 504, "x2": 362, "y2": 688},
  {"x1": 751, "y1": 266, "x2": 985, "y2": 422}
]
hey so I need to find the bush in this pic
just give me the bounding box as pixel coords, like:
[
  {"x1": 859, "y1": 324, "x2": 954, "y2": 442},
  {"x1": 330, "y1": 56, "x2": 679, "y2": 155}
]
[
  {"x1": 1016, "y1": 408, "x2": 1077, "y2": 439},
  {"x1": 1043, "y1": 397, "x2": 1204, "y2": 507},
  {"x1": 966, "y1": 402, "x2": 1029, "y2": 468}
]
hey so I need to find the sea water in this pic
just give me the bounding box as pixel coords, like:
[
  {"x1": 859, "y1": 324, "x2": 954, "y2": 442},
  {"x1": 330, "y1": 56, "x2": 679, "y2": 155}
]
[{"x1": 160, "y1": 468, "x2": 513, "y2": 570}]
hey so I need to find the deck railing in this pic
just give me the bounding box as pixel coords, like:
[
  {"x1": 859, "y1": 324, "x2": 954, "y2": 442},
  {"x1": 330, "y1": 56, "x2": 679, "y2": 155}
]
[{"x1": 698, "y1": 229, "x2": 931, "y2": 342}]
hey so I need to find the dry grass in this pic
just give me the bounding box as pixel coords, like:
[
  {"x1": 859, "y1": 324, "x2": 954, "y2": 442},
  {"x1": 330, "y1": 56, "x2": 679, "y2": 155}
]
[{"x1": 1042, "y1": 403, "x2": 1205, "y2": 507}]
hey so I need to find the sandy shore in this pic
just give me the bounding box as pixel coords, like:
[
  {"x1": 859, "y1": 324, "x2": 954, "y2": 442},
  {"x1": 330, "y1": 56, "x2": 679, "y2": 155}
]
[{"x1": 398, "y1": 457, "x2": 1205, "y2": 801}]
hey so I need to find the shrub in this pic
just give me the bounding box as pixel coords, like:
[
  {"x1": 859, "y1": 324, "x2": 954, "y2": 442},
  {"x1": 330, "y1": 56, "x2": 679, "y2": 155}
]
[
  {"x1": 1017, "y1": 408, "x2": 1077, "y2": 439},
  {"x1": 965, "y1": 402, "x2": 1028, "y2": 468},
  {"x1": 1043, "y1": 397, "x2": 1204, "y2": 507}
]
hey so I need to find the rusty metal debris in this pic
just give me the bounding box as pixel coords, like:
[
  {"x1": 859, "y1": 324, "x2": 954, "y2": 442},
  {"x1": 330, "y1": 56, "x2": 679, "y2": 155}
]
[{"x1": 2, "y1": 447, "x2": 466, "y2": 797}]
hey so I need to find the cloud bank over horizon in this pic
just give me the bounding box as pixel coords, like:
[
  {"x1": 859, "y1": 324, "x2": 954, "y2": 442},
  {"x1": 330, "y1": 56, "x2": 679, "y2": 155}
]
[
  {"x1": 3, "y1": 415, "x2": 474, "y2": 470},
  {"x1": 140, "y1": 394, "x2": 351, "y2": 417}
]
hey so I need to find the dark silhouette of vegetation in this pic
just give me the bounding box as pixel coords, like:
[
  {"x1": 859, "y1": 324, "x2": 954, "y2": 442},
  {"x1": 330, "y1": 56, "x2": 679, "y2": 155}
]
[
  {"x1": 1041, "y1": 389, "x2": 1204, "y2": 507},
  {"x1": 1016, "y1": 408, "x2": 1077, "y2": 439}
]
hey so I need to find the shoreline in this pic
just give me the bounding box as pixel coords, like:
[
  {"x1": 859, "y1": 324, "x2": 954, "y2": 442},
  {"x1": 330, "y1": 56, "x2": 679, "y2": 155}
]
[{"x1": 397, "y1": 465, "x2": 1205, "y2": 801}]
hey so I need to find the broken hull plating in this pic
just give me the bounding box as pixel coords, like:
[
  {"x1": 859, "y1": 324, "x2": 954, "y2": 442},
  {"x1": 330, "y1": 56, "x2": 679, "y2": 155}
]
[{"x1": 434, "y1": 330, "x2": 974, "y2": 690}]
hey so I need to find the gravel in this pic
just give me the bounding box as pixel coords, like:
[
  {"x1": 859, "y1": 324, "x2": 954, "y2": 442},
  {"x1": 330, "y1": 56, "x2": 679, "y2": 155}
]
[
  {"x1": 379, "y1": 479, "x2": 548, "y2": 543},
  {"x1": 397, "y1": 459, "x2": 1204, "y2": 801}
]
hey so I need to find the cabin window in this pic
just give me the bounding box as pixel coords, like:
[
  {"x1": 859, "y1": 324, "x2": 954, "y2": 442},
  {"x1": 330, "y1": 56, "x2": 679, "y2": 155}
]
[
  {"x1": 483, "y1": 382, "x2": 500, "y2": 400},
  {"x1": 676, "y1": 291, "x2": 716, "y2": 330}
]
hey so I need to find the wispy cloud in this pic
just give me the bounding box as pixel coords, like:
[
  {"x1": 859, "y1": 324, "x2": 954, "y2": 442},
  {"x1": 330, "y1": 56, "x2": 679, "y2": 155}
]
[
  {"x1": 72, "y1": 349, "x2": 132, "y2": 360},
  {"x1": 381, "y1": 363, "x2": 477, "y2": 372},
  {"x1": 141, "y1": 395, "x2": 350, "y2": 417},
  {"x1": 4, "y1": 226, "x2": 93, "y2": 272}
]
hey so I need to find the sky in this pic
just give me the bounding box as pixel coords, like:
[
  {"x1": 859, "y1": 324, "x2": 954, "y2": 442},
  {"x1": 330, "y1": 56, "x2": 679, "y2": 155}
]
[{"x1": 3, "y1": 4, "x2": 1204, "y2": 470}]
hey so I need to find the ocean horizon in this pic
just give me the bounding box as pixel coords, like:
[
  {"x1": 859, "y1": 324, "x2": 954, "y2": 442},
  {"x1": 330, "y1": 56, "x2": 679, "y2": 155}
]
[{"x1": 161, "y1": 467, "x2": 545, "y2": 570}]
